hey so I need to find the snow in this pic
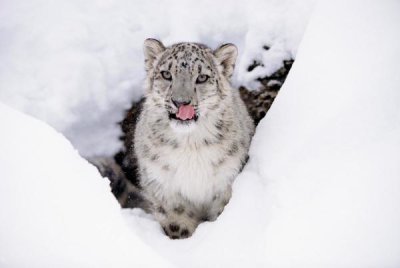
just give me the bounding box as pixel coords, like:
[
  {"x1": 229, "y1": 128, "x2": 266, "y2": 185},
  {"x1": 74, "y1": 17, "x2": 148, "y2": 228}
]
[
  {"x1": 0, "y1": 0, "x2": 315, "y2": 157},
  {"x1": 1, "y1": 0, "x2": 400, "y2": 267},
  {"x1": 0, "y1": 103, "x2": 174, "y2": 268},
  {"x1": 257, "y1": 0, "x2": 400, "y2": 266}
]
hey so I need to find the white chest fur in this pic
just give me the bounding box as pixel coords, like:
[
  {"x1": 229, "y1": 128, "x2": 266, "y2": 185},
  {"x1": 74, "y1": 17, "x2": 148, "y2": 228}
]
[{"x1": 142, "y1": 137, "x2": 237, "y2": 205}]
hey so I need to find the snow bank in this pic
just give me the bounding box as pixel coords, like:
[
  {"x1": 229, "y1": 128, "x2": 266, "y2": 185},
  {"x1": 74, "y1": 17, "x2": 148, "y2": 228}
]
[
  {"x1": 0, "y1": 0, "x2": 315, "y2": 157},
  {"x1": 0, "y1": 103, "x2": 173, "y2": 268},
  {"x1": 255, "y1": 0, "x2": 400, "y2": 266}
]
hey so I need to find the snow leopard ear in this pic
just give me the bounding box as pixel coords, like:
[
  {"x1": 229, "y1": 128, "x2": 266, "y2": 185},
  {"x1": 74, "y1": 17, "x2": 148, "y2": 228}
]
[
  {"x1": 214, "y1": 43, "x2": 238, "y2": 78},
  {"x1": 143, "y1": 38, "x2": 165, "y2": 72}
]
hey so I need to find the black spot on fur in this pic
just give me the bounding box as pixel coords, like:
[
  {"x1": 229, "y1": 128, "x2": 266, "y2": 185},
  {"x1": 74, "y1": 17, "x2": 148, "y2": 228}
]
[
  {"x1": 169, "y1": 224, "x2": 180, "y2": 233},
  {"x1": 201, "y1": 216, "x2": 210, "y2": 222},
  {"x1": 215, "y1": 120, "x2": 224, "y2": 130},
  {"x1": 110, "y1": 177, "x2": 126, "y2": 199},
  {"x1": 123, "y1": 189, "x2": 146, "y2": 209},
  {"x1": 169, "y1": 140, "x2": 179, "y2": 149},
  {"x1": 158, "y1": 206, "x2": 166, "y2": 214},
  {"x1": 228, "y1": 142, "x2": 239, "y2": 156},
  {"x1": 174, "y1": 206, "x2": 185, "y2": 214},
  {"x1": 127, "y1": 191, "x2": 139, "y2": 201},
  {"x1": 180, "y1": 229, "x2": 189, "y2": 237},
  {"x1": 240, "y1": 139, "x2": 246, "y2": 147},
  {"x1": 239, "y1": 155, "x2": 250, "y2": 172}
]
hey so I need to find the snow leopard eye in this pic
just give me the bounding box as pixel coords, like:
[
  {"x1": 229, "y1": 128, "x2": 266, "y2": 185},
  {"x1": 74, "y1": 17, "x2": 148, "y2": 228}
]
[
  {"x1": 196, "y1": 74, "x2": 209, "y2": 84},
  {"x1": 161, "y1": 71, "x2": 172, "y2": 81}
]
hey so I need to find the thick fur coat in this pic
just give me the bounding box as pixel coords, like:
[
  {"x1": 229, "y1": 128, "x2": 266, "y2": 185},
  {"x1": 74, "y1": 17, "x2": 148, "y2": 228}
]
[{"x1": 131, "y1": 39, "x2": 254, "y2": 238}]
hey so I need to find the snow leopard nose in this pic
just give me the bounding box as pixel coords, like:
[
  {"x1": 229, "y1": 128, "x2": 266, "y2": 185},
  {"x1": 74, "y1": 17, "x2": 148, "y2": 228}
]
[{"x1": 171, "y1": 98, "x2": 191, "y2": 108}]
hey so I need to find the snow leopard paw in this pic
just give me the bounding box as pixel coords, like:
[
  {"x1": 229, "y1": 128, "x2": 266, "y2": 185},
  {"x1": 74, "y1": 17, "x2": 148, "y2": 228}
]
[{"x1": 162, "y1": 221, "x2": 195, "y2": 239}]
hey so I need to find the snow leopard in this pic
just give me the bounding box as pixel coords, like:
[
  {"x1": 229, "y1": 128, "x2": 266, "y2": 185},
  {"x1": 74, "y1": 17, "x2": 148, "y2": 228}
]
[
  {"x1": 96, "y1": 39, "x2": 255, "y2": 239},
  {"x1": 93, "y1": 40, "x2": 294, "y2": 239}
]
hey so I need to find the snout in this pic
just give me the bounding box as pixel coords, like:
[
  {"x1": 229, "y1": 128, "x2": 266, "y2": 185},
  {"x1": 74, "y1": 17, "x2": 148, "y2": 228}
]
[
  {"x1": 168, "y1": 97, "x2": 198, "y2": 122},
  {"x1": 171, "y1": 98, "x2": 191, "y2": 108}
]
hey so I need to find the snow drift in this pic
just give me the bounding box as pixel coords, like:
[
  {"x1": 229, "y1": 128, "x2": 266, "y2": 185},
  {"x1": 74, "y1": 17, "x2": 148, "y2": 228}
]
[
  {"x1": 0, "y1": 103, "x2": 173, "y2": 268},
  {"x1": 257, "y1": 0, "x2": 400, "y2": 266}
]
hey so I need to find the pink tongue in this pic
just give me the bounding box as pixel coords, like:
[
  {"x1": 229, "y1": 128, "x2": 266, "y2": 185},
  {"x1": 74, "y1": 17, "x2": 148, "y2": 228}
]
[{"x1": 176, "y1": 105, "x2": 195, "y2": 120}]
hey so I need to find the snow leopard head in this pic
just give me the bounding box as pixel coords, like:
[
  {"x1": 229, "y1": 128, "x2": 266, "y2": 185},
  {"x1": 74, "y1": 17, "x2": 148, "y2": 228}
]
[{"x1": 143, "y1": 39, "x2": 237, "y2": 130}]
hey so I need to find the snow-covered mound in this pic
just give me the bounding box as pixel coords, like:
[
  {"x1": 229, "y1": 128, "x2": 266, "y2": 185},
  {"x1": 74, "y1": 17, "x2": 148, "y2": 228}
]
[
  {"x1": 0, "y1": 0, "x2": 315, "y2": 157},
  {"x1": 0, "y1": 103, "x2": 173, "y2": 268},
  {"x1": 257, "y1": 1, "x2": 400, "y2": 266}
]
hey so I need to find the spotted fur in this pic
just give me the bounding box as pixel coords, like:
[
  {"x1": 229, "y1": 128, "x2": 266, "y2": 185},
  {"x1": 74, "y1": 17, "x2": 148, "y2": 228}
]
[
  {"x1": 121, "y1": 39, "x2": 254, "y2": 239},
  {"x1": 94, "y1": 41, "x2": 292, "y2": 239}
]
